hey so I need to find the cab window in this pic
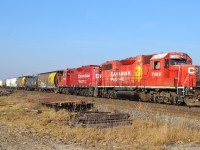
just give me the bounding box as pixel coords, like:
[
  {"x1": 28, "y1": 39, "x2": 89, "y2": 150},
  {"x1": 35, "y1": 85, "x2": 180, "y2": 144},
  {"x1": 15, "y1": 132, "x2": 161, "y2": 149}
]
[
  {"x1": 153, "y1": 61, "x2": 160, "y2": 70},
  {"x1": 171, "y1": 60, "x2": 186, "y2": 65},
  {"x1": 94, "y1": 68, "x2": 99, "y2": 73}
]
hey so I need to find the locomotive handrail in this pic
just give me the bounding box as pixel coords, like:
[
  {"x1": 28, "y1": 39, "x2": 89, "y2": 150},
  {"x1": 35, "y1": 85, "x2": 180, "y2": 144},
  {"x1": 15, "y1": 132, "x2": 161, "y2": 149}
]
[
  {"x1": 177, "y1": 66, "x2": 181, "y2": 94},
  {"x1": 183, "y1": 74, "x2": 190, "y2": 87}
]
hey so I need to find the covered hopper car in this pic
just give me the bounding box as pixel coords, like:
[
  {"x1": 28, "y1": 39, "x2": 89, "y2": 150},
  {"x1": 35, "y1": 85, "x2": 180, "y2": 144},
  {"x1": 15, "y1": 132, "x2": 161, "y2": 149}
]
[
  {"x1": 17, "y1": 76, "x2": 32, "y2": 90},
  {"x1": 26, "y1": 76, "x2": 38, "y2": 90},
  {"x1": 38, "y1": 71, "x2": 63, "y2": 92}
]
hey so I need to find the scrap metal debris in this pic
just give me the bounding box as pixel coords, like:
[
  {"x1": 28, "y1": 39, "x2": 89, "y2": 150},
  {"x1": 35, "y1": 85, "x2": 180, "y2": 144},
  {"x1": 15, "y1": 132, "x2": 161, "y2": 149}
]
[
  {"x1": 40, "y1": 99, "x2": 132, "y2": 128},
  {"x1": 70, "y1": 111, "x2": 133, "y2": 128},
  {"x1": 41, "y1": 100, "x2": 94, "y2": 112}
]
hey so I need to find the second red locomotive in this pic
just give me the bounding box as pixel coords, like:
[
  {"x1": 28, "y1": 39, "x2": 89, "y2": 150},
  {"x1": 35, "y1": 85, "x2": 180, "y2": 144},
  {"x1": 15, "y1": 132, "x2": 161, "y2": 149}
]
[{"x1": 58, "y1": 65, "x2": 101, "y2": 96}]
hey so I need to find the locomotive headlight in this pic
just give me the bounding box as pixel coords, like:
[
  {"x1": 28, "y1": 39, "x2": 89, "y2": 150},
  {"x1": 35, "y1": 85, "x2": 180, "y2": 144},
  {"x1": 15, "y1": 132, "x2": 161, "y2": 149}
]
[{"x1": 190, "y1": 87, "x2": 193, "y2": 90}]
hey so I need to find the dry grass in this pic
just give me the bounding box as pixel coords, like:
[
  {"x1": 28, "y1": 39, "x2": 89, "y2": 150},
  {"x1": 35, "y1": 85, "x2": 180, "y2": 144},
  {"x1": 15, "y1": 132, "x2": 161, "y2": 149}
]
[
  {"x1": 133, "y1": 102, "x2": 153, "y2": 112},
  {"x1": 0, "y1": 93, "x2": 200, "y2": 149}
]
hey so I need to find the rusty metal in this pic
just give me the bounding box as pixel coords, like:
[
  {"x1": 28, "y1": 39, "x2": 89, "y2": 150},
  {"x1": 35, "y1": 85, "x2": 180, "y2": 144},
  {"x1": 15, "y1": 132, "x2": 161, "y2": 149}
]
[
  {"x1": 71, "y1": 111, "x2": 132, "y2": 128},
  {"x1": 41, "y1": 100, "x2": 94, "y2": 112}
]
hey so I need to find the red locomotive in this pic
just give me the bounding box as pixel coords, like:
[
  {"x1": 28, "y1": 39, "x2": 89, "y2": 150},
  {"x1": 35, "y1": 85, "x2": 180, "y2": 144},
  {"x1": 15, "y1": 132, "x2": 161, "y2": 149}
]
[
  {"x1": 58, "y1": 65, "x2": 101, "y2": 96},
  {"x1": 98, "y1": 52, "x2": 200, "y2": 106},
  {"x1": 58, "y1": 52, "x2": 200, "y2": 106}
]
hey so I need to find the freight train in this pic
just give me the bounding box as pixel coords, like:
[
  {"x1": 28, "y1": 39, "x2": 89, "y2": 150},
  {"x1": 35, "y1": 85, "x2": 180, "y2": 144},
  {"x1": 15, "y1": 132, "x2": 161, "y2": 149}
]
[{"x1": 1, "y1": 52, "x2": 200, "y2": 106}]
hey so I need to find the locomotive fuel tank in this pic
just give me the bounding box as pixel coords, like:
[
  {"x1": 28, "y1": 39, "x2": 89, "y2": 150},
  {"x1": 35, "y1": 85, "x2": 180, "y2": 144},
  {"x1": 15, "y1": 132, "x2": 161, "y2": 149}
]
[{"x1": 116, "y1": 91, "x2": 139, "y2": 100}]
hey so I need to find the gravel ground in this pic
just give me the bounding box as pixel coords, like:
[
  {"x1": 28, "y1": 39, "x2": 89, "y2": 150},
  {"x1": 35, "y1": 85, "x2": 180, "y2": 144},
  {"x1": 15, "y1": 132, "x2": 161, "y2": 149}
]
[
  {"x1": 1, "y1": 123, "x2": 200, "y2": 150},
  {"x1": 166, "y1": 143, "x2": 200, "y2": 150},
  {"x1": 0, "y1": 124, "x2": 94, "y2": 150}
]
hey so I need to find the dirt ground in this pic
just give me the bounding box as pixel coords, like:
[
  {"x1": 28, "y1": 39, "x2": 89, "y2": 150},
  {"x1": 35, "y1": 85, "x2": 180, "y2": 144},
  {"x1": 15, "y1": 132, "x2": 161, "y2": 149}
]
[{"x1": 1, "y1": 90, "x2": 200, "y2": 150}]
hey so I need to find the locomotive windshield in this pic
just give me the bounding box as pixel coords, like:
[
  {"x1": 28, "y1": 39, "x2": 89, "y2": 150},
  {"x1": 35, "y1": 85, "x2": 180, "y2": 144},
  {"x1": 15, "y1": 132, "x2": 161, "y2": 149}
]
[{"x1": 171, "y1": 59, "x2": 186, "y2": 65}]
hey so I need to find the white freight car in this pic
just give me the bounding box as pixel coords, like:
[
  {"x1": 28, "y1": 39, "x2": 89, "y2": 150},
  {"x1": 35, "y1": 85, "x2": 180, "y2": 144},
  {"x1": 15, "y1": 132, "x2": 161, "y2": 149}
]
[{"x1": 6, "y1": 78, "x2": 17, "y2": 88}]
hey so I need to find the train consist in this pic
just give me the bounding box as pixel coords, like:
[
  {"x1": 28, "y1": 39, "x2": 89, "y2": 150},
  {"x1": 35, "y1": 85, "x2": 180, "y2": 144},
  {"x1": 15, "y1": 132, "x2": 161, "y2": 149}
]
[{"x1": 1, "y1": 52, "x2": 200, "y2": 106}]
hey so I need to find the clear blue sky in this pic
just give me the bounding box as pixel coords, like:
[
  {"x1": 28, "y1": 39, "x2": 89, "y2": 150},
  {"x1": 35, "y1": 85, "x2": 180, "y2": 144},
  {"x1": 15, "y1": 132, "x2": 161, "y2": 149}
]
[{"x1": 0, "y1": 0, "x2": 200, "y2": 79}]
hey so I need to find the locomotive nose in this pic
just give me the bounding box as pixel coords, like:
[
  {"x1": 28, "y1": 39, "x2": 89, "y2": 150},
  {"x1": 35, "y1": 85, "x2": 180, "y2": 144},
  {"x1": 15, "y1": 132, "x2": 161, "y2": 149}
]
[{"x1": 195, "y1": 66, "x2": 200, "y2": 87}]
